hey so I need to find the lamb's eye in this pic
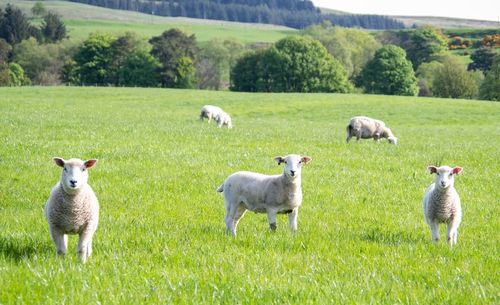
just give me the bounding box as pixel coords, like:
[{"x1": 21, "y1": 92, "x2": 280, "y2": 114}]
[
  {"x1": 63, "y1": 167, "x2": 67, "y2": 172},
  {"x1": 82, "y1": 168, "x2": 86, "y2": 172},
  {"x1": 298, "y1": 161, "x2": 302, "y2": 164},
  {"x1": 449, "y1": 173, "x2": 452, "y2": 177}
]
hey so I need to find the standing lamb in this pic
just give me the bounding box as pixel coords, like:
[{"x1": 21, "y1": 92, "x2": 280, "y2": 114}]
[
  {"x1": 423, "y1": 165, "x2": 463, "y2": 247},
  {"x1": 215, "y1": 111, "x2": 232, "y2": 129},
  {"x1": 199, "y1": 105, "x2": 223, "y2": 123},
  {"x1": 45, "y1": 157, "x2": 99, "y2": 263},
  {"x1": 346, "y1": 116, "x2": 397, "y2": 144},
  {"x1": 216, "y1": 154, "x2": 312, "y2": 236}
]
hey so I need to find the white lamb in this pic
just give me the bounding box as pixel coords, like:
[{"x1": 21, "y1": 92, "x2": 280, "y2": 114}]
[
  {"x1": 199, "y1": 105, "x2": 223, "y2": 123},
  {"x1": 44, "y1": 157, "x2": 99, "y2": 263},
  {"x1": 423, "y1": 165, "x2": 463, "y2": 247},
  {"x1": 346, "y1": 116, "x2": 397, "y2": 144},
  {"x1": 216, "y1": 154, "x2": 312, "y2": 236},
  {"x1": 215, "y1": 111, "x2": 232, "y2": 129}
]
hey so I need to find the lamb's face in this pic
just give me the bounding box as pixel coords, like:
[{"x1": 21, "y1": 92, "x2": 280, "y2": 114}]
[
  {"x1": 388, "y1": 136, "x2": 398, "y2": 145},
  {"x1": 428, "y1": 165, "x2": 462, "y2": 190},
  {"x1": 274, "y1": 154, "x2": 312, "y2": 179},
  {"x1": 53, "y1": 157, "x2": 97, "y2": 194}
]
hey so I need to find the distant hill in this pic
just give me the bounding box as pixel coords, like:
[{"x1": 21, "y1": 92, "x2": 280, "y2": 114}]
[
  {"x1": 68, "y1": 0, "x2": 405, "y2": 29},
  {"x1": 393, "y1": 16, "x2": 500, "y2": 29}
]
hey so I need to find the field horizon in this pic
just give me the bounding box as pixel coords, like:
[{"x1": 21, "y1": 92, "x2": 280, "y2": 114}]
[{"x1": 0, "y1": 87, "x2": 498, "y2": 304}]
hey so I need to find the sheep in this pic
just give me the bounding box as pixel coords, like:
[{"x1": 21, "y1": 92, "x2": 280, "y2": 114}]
[
  {"x1": 423, "y1": 165, "x2": 463, "y2": 247},
  {"x1": 216, "y1": 154, "x2": 312, "y2": 236},
  {"x1": 44, "y1": 157, "x2": 99, "y2": 263},
  {"x1": 215, "y1": 110, "x2": 232, "y2": 129},
  {"x1": 346, "y1": 116, "x2": 397, "y2": 144},
  {"x1": 199, "y1": 105, "x2": 223, "y2": 123}
]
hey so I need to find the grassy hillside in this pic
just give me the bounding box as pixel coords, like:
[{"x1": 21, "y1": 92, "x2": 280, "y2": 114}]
[
  {"x1": 0, "y1": 0, "x2": 296, "y2": 43},
  {"x1": 393, "y1": 15, "x2": 500, "y2": 29},
  {"x1": 0, "y1": 87, "x2": 499, "y2": 304}
]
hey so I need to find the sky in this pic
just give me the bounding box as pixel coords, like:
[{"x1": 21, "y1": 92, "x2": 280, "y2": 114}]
[{"x1": 311, "y1": 0, "x2": 500, "y2": 22}]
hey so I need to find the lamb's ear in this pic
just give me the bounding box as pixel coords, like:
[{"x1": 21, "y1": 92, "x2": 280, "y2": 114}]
[
  {"x1": 53, "y1": 157, "x2": 65, "y2": 167},
  {"x1": 301, "y1": 156, "x2": 312, "y2": 164},
  {"x1": 274, "y1": 156, "x2": 285, "y2": 165},
  {"x1": 84, "y1": 159, "x2": 98, "y2": 169},
  {"x1": 452, "y1": 167, "x2": 463, "y2": 175},
  {"x1": 428, "y1": 166, "x2": 437, "y2": 174}
]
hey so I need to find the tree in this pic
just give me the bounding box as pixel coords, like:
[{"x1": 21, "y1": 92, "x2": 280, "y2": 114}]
[
  {"x1": 31, "y1": 2, "x2": 47, "y2": 17},
  {"x1": 149, "y1": 29, "x2": 197, "y2": 88},
  {"x1": 0, "y1": 4, "x2": 32, "y2": 44},
  {"x1": 479, "y1": 55, "x2": 500, "y2": 101},
  {"x1": 416, "y1": 61, "x2": 443, "y2": 96},
  {"x1": 9, "y1": 62, "x2": 30, "y2": 86},
  {"x1": 117, "y1": 51, "x2": 161, "y2": 87},
  {"x1": 42, "y1": 12, "x2": 67, "y2": 43},
  {"x1": 405, "y1": 26, "x2": 448, "y2": 69},
  {"x1": 231, "y1": 36, "x2": 352, "y2": 93},
  {"x1": 432, "y1": 55, "x2": 483, "y2": 99},
  {"x1": 360, "y1": 44, "x2": 418, "y2": 96},
  {"x1": 468, "y1": 47, "x2": 496, "y2": 72},
  {"x1": 73, "y1": 32, "x2": 117, "y2": 85},
  {"x1": 303, "y1": 24, "x2": 381, "y2": 81}
]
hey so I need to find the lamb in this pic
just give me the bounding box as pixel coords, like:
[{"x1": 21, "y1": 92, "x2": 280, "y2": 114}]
[
  {"x1": 423, "y1": 165, "x2": 463, "y2": 247},
  {"x1": 346, "y1": 116, "x2": 397, "y2": 144},
  {"x1": 215, "y1": 110, "x2": 232, "y2": 129},
  {"x1": 44, "y1": 157, "x2": 99, "y2": 263},
  {"x1": 199, "y1": 105, "x2": 223, "y2": 123},
  {"x1": 216, "y1": 154, "x2": 312, "y2": 236}
]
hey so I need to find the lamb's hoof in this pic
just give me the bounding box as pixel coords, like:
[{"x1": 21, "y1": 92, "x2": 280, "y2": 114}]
[{"x1": 269, "y1": 223, "x2": 277, "y2": 231}]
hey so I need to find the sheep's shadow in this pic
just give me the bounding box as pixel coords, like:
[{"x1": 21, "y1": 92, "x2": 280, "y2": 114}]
[
  {"x1": 0, "y1": 234, "x2": 50, "y2": 262},
  {"x1": 361, "y1": 228, "x2": 420, "y2": 245}
]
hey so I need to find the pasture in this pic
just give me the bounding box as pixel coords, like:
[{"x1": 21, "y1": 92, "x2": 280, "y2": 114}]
[{"x1": 0, "y1": 87, "x2": 499, "y2": 304}]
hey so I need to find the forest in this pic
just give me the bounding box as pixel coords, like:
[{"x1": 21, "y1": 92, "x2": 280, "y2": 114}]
[{"x1": 69, "y1": 0, "x2": 405, "y2": 29}]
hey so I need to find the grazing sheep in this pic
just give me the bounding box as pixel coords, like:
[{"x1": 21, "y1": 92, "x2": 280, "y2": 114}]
[
  {"x1": 423, "y1": 165, "x2": 463, "y2": 247},
  {"x1": 215, "y1": 111, "x2": 232, "y2": 129},
  {"x1": 44, "y1": 157, "x2": 99, "y2": 263},
  {"x1": 346, "y1": 116, "x2": 397, "y2": 144},
  {"x1": 199, "y1": 105, "x2": 223, "y2": 123},
  {"x1": 216, "y1": 154, "x2": 312, "y2": 236}
]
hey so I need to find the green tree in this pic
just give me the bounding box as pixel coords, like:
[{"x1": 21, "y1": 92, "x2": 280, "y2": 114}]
[
  {"x1": 173, "y1": 56, "x2": 196, "y2": 88},
  {"x1": 416, "y1": 61, "x2": 443, "y2": 96},
  {"x1": 432, "y1": 55, "x2": 483, "y2": 99},
  {"x1": 117, "y1": 51, "x2": 161, "y2": 87},
  {"x1": 468, "y1": 47, "x2": 496, "y2": 72},
  {"x1": 230, "y1": 50, "x2": 264, "y2": 92},
  {"x1": 149, "y1": 29, "x2": 197, "y2": 88},
  {"x1": 406, "y1": 26, "x2": 448, "y2": 69},
  {"x1": 31, "y1": 2, "x2": 47, "y2": 17},
  {"x1": 9, "y1": 62, "x2": 30, "y2": 86},
  {"x1": 0, "y1": 4, "x2": 32, "y2": 44},
  {"x1": 42, "y1": 12, "x2": 67, "y2": 43},
  {"x1": 73, "y1": 32, "x2": 117, "y2": 85},
  {"x1": 479, "y1": 55, "x2": 500, "y2": 101},
  {"x1": 360, "y1": 44, "x2": 418, "y2": 96},
  {"x1": 303, "y1": 24, "x2": 381, "y2": 81}
]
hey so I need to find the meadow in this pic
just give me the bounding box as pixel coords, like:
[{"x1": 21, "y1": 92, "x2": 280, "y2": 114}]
[{"x1": 0, "y1": 87, "x2": 499, "y2": 304}]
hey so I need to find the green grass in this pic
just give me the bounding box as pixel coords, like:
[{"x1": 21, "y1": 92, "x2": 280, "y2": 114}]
[{"x1": 0, "y1": 87, "x2": 499, "y2": 304}]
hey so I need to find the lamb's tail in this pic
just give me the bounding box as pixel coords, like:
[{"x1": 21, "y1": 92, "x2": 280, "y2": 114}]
[{"x1": 216, "y1": 184, "x2": 224, "y2": 193}]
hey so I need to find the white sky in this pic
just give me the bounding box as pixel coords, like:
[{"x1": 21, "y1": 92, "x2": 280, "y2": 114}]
[{"x1": 311, "y1": 0, "x2": 500, "y2": 22}]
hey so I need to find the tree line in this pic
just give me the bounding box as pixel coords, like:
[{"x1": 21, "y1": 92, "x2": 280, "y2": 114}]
[{"x1": 69, "y1": 0, "x2": 405, "y2": 29}]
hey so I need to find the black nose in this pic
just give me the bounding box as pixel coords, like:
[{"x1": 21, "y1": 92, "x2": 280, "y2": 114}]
[
  {"x1": 70, "y1": 180, "x2": 77, "y2": 185},
  {"x1": 290, "y1": 170, "x2": 295, "y2": 176}
]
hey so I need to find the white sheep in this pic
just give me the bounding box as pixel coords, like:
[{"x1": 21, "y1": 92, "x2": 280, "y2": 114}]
[
  {"x1": 215, "y1": 111, "x2": 232, "y2": 129},
  {"x1": 423, "y1": 165, "x2": 463, "y2": 247},
  {"x1": 216, "y1": 154, "x2": 312, "y2": 236},
  {"x1": 44, "y1": 157, "x2": 99, "y2": 263},
  {"x1": 199, "y1": 105, "x2": 223, "y2": 123},
  {"x1": 346, "y1": 116, "x2": 397, "y2": 144}
]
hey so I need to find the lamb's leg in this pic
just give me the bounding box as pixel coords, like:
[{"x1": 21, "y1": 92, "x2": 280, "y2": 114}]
[
  {"x1": 77, "y1": 230, "x2": 94, "y2": 263},
  {"x1": 225, "y1": 201, "x2": 237, "y2": 236},
  {"x1": 267, "y1": 209, "x2": 278, "y2": 232},
  {"x1": 49, "y1": 227, "x2": 67, "y2": 256},
  {"x1": 288, "y1": 208, "x2": 298, "y2": 233},
  {"x1": 429, "y1": 221, "x2": 440, "y2": 242},
  {"x1": 446, "y1": 221, "x2": 459, "y2": 247},
  {"x1": 233, "y1": 203, "x2": 247, "y2": 232}
]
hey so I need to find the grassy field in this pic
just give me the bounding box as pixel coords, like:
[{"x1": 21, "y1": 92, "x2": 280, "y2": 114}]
[
  {"x1": 0, "y1": 87, "x2": 499, "y2": 304},
  {"x1": 0, "y1": 0, "x2": 296, "y2": 43}
]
